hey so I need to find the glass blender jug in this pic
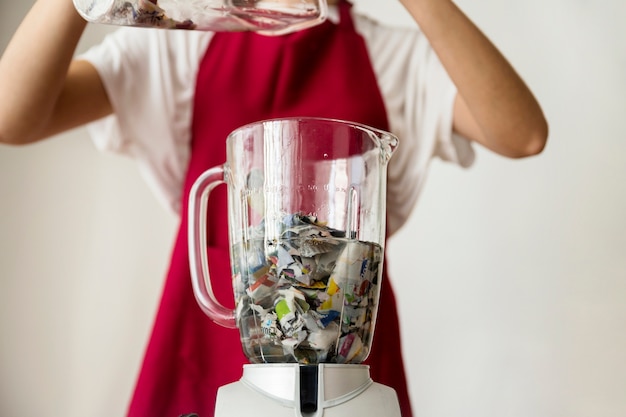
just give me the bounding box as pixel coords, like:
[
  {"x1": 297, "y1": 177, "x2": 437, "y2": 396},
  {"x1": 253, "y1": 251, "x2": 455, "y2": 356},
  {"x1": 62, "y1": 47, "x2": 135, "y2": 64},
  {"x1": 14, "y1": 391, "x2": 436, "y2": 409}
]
[
  {"x1": 188, "y1": 117, "x2": 397, "y2": 366},
  {"x1": 73, "y1": 0, "x2": 328, "y2": 35}
]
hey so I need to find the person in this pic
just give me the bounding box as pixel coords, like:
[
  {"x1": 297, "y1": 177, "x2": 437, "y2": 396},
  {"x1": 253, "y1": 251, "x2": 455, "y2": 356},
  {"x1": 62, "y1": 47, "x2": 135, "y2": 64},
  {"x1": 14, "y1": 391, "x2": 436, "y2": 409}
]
[{"x1": 0, "y1": 0, "x2": 548, "y2": 416}]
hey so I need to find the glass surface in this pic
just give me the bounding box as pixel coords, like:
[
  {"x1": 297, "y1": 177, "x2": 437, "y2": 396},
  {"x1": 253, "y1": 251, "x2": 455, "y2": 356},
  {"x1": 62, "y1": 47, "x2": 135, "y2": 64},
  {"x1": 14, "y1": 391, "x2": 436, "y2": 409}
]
[
  {"x1": 73, "y1": 0, "x2": 328, "y2": 35},
  {"x1": 188, "y1": 118, "x2": 398, "y2": 364}
]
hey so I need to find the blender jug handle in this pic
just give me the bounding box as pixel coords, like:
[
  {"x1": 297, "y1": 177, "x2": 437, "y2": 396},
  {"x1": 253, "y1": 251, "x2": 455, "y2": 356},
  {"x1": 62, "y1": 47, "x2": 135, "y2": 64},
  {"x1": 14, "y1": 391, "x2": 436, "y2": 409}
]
[{"x1": 188, "y1": 167, "x2": 237, "y2": 329}]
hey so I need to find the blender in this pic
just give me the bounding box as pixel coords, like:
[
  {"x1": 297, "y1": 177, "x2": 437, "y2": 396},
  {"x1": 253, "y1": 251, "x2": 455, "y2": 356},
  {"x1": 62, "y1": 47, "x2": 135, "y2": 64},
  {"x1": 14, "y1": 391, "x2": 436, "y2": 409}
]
[{"x1": 188, "y1": 118, "x2": 401, "y2": 416}]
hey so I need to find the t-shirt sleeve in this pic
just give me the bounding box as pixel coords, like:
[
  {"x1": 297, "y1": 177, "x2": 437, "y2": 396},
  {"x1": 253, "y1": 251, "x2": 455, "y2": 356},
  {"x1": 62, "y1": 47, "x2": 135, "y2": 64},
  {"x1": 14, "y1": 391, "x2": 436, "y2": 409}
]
[
  {"x1": 355, "y1": 14, "x2": 475, "y2": 235},
  {"x1": 78, "y1": 28, "x2": 212, "y2": 214}
]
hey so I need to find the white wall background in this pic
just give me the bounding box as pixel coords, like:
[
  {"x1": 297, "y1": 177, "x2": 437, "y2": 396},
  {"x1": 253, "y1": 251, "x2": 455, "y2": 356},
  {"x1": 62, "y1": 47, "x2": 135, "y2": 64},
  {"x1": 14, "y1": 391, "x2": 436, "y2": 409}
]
[{"x1": 1, "y1": 1, "x2": 625, "y2": 416}]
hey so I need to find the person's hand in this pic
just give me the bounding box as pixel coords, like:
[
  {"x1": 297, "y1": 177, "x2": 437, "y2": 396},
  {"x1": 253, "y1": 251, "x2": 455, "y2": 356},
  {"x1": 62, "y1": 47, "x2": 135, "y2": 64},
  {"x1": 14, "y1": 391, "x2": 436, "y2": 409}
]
[{"x1": 0, "y1": 0, "x2": 110, "y2": 145}]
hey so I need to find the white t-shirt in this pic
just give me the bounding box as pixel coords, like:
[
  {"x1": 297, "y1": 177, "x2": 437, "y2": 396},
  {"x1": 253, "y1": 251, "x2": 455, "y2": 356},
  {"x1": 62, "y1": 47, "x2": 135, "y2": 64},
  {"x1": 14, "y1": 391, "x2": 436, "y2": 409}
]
[{"x1": 80, "y1": 7, "x2": 475, "y2": 236}]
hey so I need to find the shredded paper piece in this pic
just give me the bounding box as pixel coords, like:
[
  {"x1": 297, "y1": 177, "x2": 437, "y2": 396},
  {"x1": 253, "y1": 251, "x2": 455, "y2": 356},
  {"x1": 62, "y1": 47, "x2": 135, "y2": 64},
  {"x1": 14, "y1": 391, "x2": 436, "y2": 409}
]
[{"x1": 97, "y1": 0, "x2": 197, "y2": 29}]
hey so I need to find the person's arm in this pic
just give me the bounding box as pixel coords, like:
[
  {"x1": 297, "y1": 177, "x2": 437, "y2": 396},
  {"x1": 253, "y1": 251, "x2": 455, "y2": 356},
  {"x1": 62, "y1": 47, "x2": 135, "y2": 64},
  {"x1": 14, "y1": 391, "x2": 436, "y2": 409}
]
[
  {"x1": 0, "y1": 0, "x2": 112, "y2": 145},
  {"x1": 400, "y1": 0, "x2": 548, "y2": 158}
]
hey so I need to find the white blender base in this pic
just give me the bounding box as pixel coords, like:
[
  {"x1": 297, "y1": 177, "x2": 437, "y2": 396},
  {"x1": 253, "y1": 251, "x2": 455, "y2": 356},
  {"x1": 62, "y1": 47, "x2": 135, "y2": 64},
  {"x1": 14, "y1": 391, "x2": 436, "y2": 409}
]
[{"x1": 214, "y1": 363, "x2": 401, "y2": 417}]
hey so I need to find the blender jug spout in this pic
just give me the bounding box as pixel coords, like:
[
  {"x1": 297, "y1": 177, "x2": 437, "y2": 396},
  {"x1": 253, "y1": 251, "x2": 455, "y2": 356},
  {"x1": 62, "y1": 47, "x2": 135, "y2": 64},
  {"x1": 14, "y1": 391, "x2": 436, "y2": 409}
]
[
  {"x1": 372, "y1": 130, "x2": 398, "y2": 163},
  {"x1": 379, "y1": 132, "x2": 398, "y2": 163}
]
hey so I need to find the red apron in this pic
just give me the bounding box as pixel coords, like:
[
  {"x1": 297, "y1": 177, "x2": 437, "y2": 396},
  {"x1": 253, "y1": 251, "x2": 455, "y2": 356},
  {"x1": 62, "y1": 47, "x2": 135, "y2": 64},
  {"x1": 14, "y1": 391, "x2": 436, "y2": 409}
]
[{"x1": 127, "y1": 2, "x2": 412, "y2": 416}]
